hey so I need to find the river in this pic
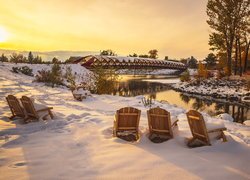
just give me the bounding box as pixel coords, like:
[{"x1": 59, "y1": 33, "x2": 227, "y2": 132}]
[{"x1": 113, "y1": 75, "x2": 249, "y2": 123}]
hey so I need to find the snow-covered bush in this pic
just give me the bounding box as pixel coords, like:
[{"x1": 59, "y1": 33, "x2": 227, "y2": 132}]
[
  {"x1": 12, "y1": 66, "x2": 33, "y2": 76},
  {"x1": 35, "y1": 64, "x2": 63, "y2": 87}
]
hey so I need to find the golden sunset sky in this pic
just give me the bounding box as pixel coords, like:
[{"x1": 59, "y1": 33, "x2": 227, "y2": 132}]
[{"x1": 0, "y1": 0, "x2": 210, "y2": 59}]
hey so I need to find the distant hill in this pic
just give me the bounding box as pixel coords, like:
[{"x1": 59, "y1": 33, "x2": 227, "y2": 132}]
[{"x1": 0, "y1": 49, "x2": 99, "y2": 61}]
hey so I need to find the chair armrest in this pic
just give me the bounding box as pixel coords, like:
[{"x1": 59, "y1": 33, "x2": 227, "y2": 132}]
[
  {"x1": 171, "y1": 120, "x2": 178, "y2": 127},
  {"x1": 114, "y1": 113, "x2": 118, "y2": 127},
  {"x1": 36, "y1": 107, "x2": 53, "y2": 112},
  {"x1": 207, "y1": 127, "x2": 227, "y2": 133}
]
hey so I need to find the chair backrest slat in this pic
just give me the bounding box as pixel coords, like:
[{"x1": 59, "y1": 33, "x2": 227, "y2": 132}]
[
  {"x1": 147, "y1": 107, "x2": 172, "y2": 137},
  {"x1": 117, "y1": 107, "x2": 140, "y2": 130},
  {"x1": 20, "y1": 96, "x2": 38, "y2": 119},
  {"x1": 6, "y1": 95, "x2": 25, "y2": 117},
  {"x1": 186, "y1": 110, "x2": 210, "y2": 145}
]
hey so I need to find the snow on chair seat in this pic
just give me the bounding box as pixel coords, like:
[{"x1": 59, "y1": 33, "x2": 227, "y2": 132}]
[
  {"x1": 186, "y1": 110, "x2": 227, "y2": 147},
  {"x1": 20, "y1": 96, "x2": 54, "y2": 122}
]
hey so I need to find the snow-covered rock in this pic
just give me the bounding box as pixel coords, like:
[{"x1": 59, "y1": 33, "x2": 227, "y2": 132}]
[
  {"x1": 172, "y1": 78, "x2": 249, "y2": 102},
  {"x1": 243, "y1": 120, "x2": 250, "y2": 126},
  {"x1": 217, "y1": 113, "x2": 234, "y2": 122}
]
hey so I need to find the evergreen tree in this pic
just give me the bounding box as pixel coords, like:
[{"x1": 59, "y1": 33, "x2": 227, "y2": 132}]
[
  {"x1": 204, "y1": 53, "x2": 217, "y2": 69},
  {"x1": 32, "y1": 55, "x2": 43, "y2": 64},
  {"x1": 187, "y1": 56, "x2": 198, "y2": 69},
  {"x1": 28, "y1": 51, "x2": 34, "y2": 64},
  {"x1": 52, "y1": 57, "x2": 59, "y2": 64}
]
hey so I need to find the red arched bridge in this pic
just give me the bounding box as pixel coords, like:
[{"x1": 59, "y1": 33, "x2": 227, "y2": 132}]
[{"x1": 72, "y1": 55, "x2": 187, "y2": 70}]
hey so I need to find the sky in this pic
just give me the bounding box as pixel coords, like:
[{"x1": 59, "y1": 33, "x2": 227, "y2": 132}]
[{"x1": 0, "y1": 0, "x2": 211, "y2": 60}]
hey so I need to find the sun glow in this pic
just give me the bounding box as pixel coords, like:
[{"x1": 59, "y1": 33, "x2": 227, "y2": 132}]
[{"x1": 0, "y1": 27, "x2": 8, "y2": 42}]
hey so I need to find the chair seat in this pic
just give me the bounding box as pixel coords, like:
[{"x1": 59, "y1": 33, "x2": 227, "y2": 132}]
[
  {"x1": 34, "y1": 103, "x2": 49, "y2": 111},
  {"x1": 205, "y1": 118, "x2": 225, "y2": 132}
]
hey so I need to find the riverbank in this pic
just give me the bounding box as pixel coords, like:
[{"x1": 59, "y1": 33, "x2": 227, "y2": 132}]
[
  {"x1": 172, "y1": 78, "x2": 249, "y2": 103},
  {"x1": 0, "y1": 63, "x2": 250, "y2": 179}
]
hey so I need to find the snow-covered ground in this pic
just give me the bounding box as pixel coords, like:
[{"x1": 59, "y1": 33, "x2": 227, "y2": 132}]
[
  {"x1": 0, "y1": 63, "x2": 250, "y2": 179},
  {"x1": 2, "y1": 62, "x2": 94, "y2": 87}
]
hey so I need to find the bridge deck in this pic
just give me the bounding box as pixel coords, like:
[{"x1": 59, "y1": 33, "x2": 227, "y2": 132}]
[{"x1": 73, "y1": 55, "x2": 187, "y2": 70}]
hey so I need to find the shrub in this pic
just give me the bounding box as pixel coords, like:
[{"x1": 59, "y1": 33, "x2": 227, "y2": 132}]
[
  {"x1": 142, "y1": 96, "x2": 153, "y2": 107},
  {"x1": 180, "y1": 70, "x2": 190, "y2": 82},
  {"x1": 197, "y1": 62, "x2": 208, "y2": 79},
  {"x1": 64, "y1": 66, "x2": 76, "y2": 90},
  {"x1": 36, "y1": 69, "x2": 51, "y2": 82},
  {"x1": 92, "y1": 67, "x2": 119, "y2": 94},
  {"x1": 12, "y1": 66, "x2": 33, "y2": 76},
  {"x1": 12, "y1": 67, "x2": 19, "y2": 73},
  {"x1": 20, "y1": 66, "x2": 33, "y2": 76},
  {"x1": 216, "y1": 70, "x2": 226, "y2": 79},
  {"x1": 35, "y1": 64, "x2": 63, "y2": 87}
]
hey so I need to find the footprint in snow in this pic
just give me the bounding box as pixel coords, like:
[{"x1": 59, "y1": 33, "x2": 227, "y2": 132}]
[{"x1": 9, "y1": 161, "x2": 27, "y2": 168}]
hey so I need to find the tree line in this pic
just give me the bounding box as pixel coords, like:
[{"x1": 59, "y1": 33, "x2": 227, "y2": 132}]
[
  {"x1": 100, "y1": 49, "x2": 160, "y2": 59},
  {"x1": 0, "y1": 52, "x2": 65, "y2": 64}
]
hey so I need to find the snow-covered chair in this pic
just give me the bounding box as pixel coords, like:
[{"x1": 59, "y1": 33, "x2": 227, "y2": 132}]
[
  {"x1": 6, "y1": 95, "x2": 26, "y2": 120},
  {"x1": 113, "y1": 107, "x2": 141, "y2": 139},
  {"x1": 20, "y1": 96, "x2": 54, "y2": 121},
  {"x1": 186, "y1": 110, "x2": 227, "y2": 146},
  {"x1": 147, "y1": 107, "x2": 178, "y2": 140}
]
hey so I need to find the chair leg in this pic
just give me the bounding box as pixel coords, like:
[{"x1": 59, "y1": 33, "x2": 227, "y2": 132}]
[
  {"x1": 113, "y1": 120, "x2": 117, "y2": 137},
  {"x1": 23, "y1": 116, "x2": 30, "y2": 124},
  {"x1": 48, "y1": 110, "x2": 54, "y2": 119},
  {"x1": 113, "y1": 129, "x2": 117, "y2": 137},
  {"x1": 187, "y1": 137, "x2": 196, "y2": 146},
  {"x1": 9, "y1": 115, "x2": 15, "y2": 120},
  {"x1": 148, "y1": 132, "x2": 153, "y2": 140},
  {"x1": 221, "y1": 131, "x2": 227, "y2": 142},
  {"x1": 136, "y1": 131, "x2": 139, "y2": 140}
]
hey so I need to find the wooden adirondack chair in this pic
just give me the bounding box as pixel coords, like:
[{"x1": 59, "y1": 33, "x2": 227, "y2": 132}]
[
  {"x1": 113, "y1": 107, "x2": 141, "y2": 139},
  {"x1": 20, "y1": 96, "x2": 54, "y2": 121},
  {"x1": 6, "y1": 95, "x2": 26, "y2": 120},
  {"x1": 147, "y1": 107, "x2": 178, "y2": 139},
  {"x1": 186, "y1": 110, "x2": 227, "y2": 146}
]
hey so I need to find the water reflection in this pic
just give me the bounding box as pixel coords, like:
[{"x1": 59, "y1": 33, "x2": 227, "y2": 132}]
[
  {"x1": 112, "y1": 75, "x2": 249, "y2": 123},
  {"x1": 114, "y1": 78, "x2": 171, "y2": 97},
  {"x1": 179, "y1": 93, "x2": 249, "y2": 123}
]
